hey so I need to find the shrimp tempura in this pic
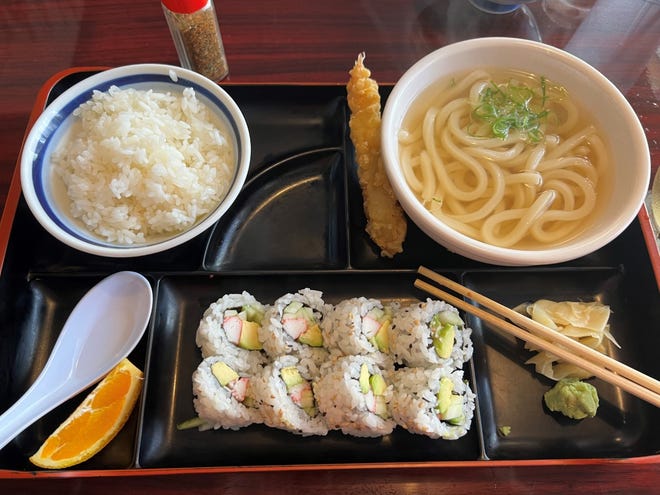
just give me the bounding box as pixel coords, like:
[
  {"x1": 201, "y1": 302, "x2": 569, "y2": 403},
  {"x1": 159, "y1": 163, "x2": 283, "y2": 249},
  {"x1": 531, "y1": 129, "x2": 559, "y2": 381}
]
[{"x1": 347, "y1": 53, "x2": 407, "y2": 258}]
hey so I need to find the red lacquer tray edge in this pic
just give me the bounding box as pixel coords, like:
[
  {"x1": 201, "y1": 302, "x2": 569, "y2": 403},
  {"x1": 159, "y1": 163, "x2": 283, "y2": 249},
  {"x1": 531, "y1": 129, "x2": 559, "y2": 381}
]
[
  {"x1": 0, "y1": 67, "x2": 658, "y2": 479},
  {"x1": 638, "y1": 203, "x2": 660, "y2": 291},
  {"x1": 1, "y1": 454, "x2": 660, "y2": 480}
]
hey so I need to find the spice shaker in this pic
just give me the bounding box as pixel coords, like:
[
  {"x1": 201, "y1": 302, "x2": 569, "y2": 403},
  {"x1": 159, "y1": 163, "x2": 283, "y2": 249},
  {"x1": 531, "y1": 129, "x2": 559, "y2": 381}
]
[{"x1": 161, "y1": 0, "x2": 229, "y2": 81}]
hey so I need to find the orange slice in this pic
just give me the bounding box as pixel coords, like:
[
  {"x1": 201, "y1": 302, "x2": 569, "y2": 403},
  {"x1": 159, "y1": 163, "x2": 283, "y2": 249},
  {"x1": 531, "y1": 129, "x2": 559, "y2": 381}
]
[{"x1": 29, "y1": 358, "x2": 143, "y2": 469}]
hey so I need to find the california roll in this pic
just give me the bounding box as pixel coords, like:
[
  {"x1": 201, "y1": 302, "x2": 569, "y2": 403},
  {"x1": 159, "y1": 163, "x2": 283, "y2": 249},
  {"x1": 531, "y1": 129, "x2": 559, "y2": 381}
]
[
  {"x1": 325, "y1": 297, "x2": 392, "y2": 356},
  {"x1": 192, "y1": 352, "x2": 264, "y2": 431},
  {"x1": 260, "y1": 288, "x2": 330, "y2": 370},
  {"x1": 390, "y1": 299, "x2": 473, "y2": 368},
  {"x1": 314, "y1": 355, "x2": 396, "y2": 437},
  {"x1": 389, "y1": 365, "x2": 475, "y2": 440},
  {"x1": 195, "y1": 291, "x2": 267, "y2": 359},
  {"x1": 251, "y1": 355, "x2": 328, "y2": 436}
]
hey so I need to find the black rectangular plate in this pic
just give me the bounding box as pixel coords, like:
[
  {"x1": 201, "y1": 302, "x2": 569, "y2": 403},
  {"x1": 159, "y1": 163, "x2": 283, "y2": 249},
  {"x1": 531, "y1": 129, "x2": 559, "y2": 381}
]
[
  {"x1": 140, "y1": 272, "x2": 480, "y2": 468},
  {"x1": 0, "y1": 72, "x2": 658, "y2": 472}
]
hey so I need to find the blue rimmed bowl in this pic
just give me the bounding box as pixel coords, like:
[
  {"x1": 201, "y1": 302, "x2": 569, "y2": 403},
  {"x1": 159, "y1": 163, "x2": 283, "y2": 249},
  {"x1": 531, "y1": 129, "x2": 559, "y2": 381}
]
[{"x1": 20, "y1": 64, "x2": 251, "y2": 258}]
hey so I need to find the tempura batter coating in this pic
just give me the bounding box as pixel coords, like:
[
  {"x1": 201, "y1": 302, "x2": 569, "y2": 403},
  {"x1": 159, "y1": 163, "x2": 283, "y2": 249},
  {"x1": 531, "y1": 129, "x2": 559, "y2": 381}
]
[{"x1": 347, "y1": 53, "x2": 407, "y2": 258}]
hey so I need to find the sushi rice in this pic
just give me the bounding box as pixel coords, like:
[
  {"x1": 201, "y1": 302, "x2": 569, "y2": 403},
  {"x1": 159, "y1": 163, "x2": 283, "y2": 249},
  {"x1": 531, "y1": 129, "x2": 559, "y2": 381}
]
[
  {"x1": 251, "y1": 354, "x2": 329, "y2": 436},
  {"x1": 325, "y1": 297, "x2": 393, "y2": 357},
  {"x1": 260, "y1": 288, "x2": 330, "y2": 372},
  {"x1": 314, "y1": 355, "x2": 396, "y2": 437},
  {"x1": 390, "y1": 298, "x2": 473, "y2": 368},
  {"x1": 389, "y1": 365, "x2": 475, "y2": 440},
  {"x1": 195, "y1": 291, "x2": 268, "y2": 359},
  {"x1": 189, "y1": 288, "x2": 477, "y2": 440},
  {"x1": 192, "y1": 352, "x2": 265, "y2": 431}
]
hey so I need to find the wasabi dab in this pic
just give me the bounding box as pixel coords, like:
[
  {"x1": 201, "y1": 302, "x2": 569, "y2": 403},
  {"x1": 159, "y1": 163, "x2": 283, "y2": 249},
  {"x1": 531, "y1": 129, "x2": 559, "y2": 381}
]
[{"x1": 544, "y1": 378, "x2": 599, "y2": 420}]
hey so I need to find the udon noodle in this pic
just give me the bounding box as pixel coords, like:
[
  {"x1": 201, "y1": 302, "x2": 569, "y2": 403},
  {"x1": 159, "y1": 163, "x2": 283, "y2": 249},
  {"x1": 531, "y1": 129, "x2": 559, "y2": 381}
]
[{"x1": 398, "y1": 69, "x2": 609, "y2": 249}]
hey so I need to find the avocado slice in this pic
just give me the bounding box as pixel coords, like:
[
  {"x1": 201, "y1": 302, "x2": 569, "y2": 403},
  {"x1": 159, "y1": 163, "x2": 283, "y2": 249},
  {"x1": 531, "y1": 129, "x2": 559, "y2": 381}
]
[
  {"x1": 359, "y1": 363, "x2": 370, "y2": 394},
  {"x1": 372, "y1": 320, "x2": 390, "y2": 353},
  {"x1": 280, "y1": 366, "x2": 305, "y2": 389},
  {"x1": 369, "y1": 373, "x2": 387, "y2": 396},
  {"x1": 211, "y1": 361, "x2": 239, "y2": 387},
  {"x1": 298, "y1": 323, "x2": 324, "y2": 347},
  {"x1": 238, "y1": 320, "x2": 263, "y2": 350},
  {"x1": 435, "y1": 377, "x2": 454, "y2": 416},
  {"x1": 432, "y1": 323, "x2": 456, "y2": 359},
  {"x1": 436, "y1": 378, "x2": 464, "y2": 423}
]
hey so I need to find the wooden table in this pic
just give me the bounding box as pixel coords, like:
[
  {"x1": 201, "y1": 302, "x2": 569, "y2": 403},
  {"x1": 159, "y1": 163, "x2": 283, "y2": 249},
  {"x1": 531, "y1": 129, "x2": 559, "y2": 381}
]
[{"x1": 1, "y1": 0, "x2": 658, "y2": 493}]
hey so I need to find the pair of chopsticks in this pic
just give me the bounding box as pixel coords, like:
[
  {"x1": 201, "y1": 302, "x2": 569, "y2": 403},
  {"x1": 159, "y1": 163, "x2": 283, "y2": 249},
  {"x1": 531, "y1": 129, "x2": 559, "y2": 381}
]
[{"x1": 414, "y1": 266, "x2": 660, "y2": 409}]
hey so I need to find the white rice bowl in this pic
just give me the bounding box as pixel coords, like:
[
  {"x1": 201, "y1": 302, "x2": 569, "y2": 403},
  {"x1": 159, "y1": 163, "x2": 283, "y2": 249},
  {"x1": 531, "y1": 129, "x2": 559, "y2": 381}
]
[
  {"x1": 20, "y1": 64, "x2": 250, "y2": 257},
  {"x1": 52, "y1": 85, "x2": 234, "y2": 245}
]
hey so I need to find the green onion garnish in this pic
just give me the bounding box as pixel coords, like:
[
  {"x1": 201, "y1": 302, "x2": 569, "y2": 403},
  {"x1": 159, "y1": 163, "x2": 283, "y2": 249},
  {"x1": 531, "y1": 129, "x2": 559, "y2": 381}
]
[{"x1": 471, "y1": 77, "x2": 550, "y2": 142}]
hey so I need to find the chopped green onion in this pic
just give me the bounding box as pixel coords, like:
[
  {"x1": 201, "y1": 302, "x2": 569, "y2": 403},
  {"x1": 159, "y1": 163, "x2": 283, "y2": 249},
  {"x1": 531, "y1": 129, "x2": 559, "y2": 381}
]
[{"x1": 471, "y1": 77, "x2": 551, "y2": 142}]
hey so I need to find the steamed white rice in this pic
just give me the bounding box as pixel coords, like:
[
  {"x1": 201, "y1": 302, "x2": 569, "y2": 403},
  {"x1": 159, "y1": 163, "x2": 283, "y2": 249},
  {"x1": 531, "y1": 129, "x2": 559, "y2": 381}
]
[{"x1": 52, "y1": 85, "x2": 236, "y2": 244}]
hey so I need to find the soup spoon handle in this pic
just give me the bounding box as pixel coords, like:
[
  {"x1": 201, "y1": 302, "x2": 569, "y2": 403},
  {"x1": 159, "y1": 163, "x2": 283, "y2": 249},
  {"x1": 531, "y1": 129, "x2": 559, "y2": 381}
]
[{"x1": 0, "y1": 368, "x2": 89, "y2": 450}]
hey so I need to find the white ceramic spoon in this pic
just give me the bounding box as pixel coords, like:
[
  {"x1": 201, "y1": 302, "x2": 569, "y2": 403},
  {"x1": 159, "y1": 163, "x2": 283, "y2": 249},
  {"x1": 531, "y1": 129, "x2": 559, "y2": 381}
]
[{"x1": 0, "y1": 271, "x2": 153, "y2": 450}]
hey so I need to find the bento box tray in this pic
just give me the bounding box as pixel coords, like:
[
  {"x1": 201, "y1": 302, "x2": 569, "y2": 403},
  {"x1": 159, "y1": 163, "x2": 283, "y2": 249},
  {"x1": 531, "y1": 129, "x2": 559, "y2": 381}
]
[{"x1": 0, "y1": 69, "x2": 658, "y2": 477}]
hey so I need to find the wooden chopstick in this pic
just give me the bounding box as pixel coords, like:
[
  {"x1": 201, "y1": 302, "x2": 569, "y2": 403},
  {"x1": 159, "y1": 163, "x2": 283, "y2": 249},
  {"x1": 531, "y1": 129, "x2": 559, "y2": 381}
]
[
  {"x1": 415, "y1": 266, "x2": 660, "y2": 408},
  {"x1": 418, "y1": 266, "x2": 660, "y2": 394}
]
